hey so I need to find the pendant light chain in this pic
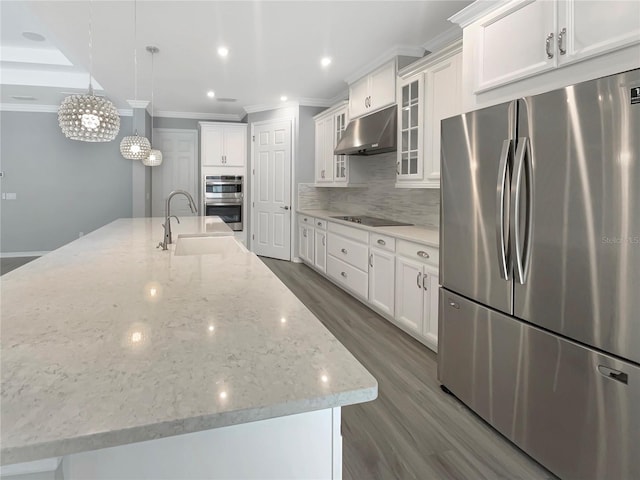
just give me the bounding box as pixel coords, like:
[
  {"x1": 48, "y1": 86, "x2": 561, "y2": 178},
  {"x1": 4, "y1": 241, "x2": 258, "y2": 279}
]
[
  {"x1": 88, "y1": 0, "x2": 93, "y2": 93},
  {"x1": 151, "y1": 49, "x2": 154, "y2": 145},
  {"x1": 134, "y1": 0, "x2": 137, "y2": 102}
]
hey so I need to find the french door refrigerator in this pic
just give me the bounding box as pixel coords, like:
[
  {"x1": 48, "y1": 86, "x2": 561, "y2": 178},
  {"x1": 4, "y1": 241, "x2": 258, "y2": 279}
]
[{"x1": 439, "y1": 68, "x2": 640, "y2": 480}]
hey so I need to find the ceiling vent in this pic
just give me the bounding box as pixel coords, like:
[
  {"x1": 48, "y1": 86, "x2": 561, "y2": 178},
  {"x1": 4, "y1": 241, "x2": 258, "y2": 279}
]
[{"x1": 216, "y1": 98, "x2": 237, "y2": 103}]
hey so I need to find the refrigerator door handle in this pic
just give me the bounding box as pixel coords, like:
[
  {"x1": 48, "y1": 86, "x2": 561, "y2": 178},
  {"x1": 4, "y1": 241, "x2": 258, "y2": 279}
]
[
  {"x1": 496, "y1": 139, "x2": 511, "y2": 280},
  {"x1": 511, "y1": 137, "x2": 534, "y2": 284}
]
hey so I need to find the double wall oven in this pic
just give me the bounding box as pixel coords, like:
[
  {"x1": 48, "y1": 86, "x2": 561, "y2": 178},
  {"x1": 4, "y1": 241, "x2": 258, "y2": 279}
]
[{"x1": 203, "y1": 175, "x2": 243, "y2": 231}]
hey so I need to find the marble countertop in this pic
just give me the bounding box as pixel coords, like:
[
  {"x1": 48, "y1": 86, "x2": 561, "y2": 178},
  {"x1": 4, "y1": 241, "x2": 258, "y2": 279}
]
[
  {"x1": 1, "y1": 217, "x2": 377, "y2": 465},
  {"x1": 297, "y1": 209, "x2": 440, "y2": 247}
]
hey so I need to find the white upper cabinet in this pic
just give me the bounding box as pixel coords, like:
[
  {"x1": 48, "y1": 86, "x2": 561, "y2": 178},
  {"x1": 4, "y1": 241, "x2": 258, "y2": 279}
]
[
  {"x1": 314, "y1": 102, "x2": 368, "y2": 187},
  {"x1": 200, "y1": 122, "x2": 247, "y2": 167},
  {"x1": 396, "y1": 42, "x2": 462, "y2": 189},
  {"x1": 466, "y1": 0, "x2": 640, "y2": 94},
  {"x1": 349, "y1": 61, "x2": 397, "y2": 119}
]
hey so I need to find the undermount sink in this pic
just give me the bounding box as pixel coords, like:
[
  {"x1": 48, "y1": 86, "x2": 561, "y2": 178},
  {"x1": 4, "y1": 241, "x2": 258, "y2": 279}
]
[{"x1": 174, "y1": 234, "x2": 247, "y2": 256}]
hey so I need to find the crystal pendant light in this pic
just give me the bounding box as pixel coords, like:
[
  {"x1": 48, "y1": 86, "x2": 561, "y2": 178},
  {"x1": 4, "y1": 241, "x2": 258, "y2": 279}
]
[
  {"x1": 58, "y1": 2, "x2": 120, "y2": 142},
  {"x1": 142, "y1": 46, "x2": 162, "y2": 167},
  {"x1": 120, "y1": 0, "x2": 151, "y2": 160}
]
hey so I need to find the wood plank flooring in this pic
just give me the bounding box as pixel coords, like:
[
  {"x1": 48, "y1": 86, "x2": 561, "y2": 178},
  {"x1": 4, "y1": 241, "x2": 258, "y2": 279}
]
[{"x1": 261, "y1": 257, "x2": 556, "y2": 480}]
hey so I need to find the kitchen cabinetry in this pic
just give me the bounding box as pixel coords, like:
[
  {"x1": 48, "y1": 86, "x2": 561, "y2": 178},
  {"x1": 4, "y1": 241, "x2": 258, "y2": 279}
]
[
  {"x1": 465, "y1": 0, "x2": 640, "y2": 93},
  {"x1": 314, "y1": 219, "x2": 327, "y2": 272},
  {"x1": 368, "y1": 234, "x2": 395, "y2": 317},
  {"x1": 326, "y1": 223, "x2": 369, "y2": 300},
  {"x1": 349, "y1": 61, "x2": 396, "y2": 119},
  {"x1": 297, "y1": 215, "x2": 315, "y2": 264},
  {"x1": 396, "y1": 42, "x2": 462, "y2": 188},
  {"x1": 394, "y1": 240, "x2": 439, "y2": 351},
  {"x1": 200, "y1": 122, "x2": 247, "y2": 167},
  {"x1": 314, "y1": 102, "x2": 368, "y2": 187}
]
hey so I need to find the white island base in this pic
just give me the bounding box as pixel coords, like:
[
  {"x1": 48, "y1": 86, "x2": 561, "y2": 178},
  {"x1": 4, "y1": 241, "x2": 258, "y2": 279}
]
[{"x1": 2, "y1": 408, "x2": 342, "y2": 480}]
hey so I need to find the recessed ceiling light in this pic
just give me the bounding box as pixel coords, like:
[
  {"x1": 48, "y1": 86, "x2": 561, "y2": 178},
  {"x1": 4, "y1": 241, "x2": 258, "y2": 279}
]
[
  {"x1": 217, "y1": 46, "x2": 229, "y2": 57},
  {"x1": 321, "y1": 57, "x2": 332, "y2": 67},
  {"x1": 22, "y1": 31, "x2": 45, "y2": 42},
  {"x1": 207, "y1": 90, "x2": 215, "y2": 98},
  {"x1": 280, "y1": 96, "x2": 288, "y2": 102}
]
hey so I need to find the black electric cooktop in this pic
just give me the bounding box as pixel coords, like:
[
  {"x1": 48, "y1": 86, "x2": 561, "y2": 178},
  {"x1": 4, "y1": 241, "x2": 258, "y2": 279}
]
[{"x1": 330, "y1": 215, "x2": 413, "y2": 227}]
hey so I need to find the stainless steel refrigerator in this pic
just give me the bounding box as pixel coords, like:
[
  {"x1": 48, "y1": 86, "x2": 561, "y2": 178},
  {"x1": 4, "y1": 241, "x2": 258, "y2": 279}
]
[{"x1": 439, "y1": 68, "x2": 640, "y2": 480}]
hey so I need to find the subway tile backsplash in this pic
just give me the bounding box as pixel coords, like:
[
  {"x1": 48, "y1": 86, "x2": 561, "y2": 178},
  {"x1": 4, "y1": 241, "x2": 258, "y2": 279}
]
[{"x1": 298, "y1": 153, "x2": 440, "y2": 228}]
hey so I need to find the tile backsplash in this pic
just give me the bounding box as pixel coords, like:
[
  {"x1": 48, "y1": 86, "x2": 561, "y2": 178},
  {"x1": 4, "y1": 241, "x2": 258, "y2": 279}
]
[{"x1": 298, "y1": 153, "x2": 440, "y2": 227}]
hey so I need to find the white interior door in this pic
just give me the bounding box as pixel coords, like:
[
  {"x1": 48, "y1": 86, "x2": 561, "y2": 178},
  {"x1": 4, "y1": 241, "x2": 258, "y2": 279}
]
[
  {"x1": 151, "y1": 129, "x2": 198, "y2": 217},
  {"x1": 252, "y1": 120, "x2": 292, "y2": 260}
]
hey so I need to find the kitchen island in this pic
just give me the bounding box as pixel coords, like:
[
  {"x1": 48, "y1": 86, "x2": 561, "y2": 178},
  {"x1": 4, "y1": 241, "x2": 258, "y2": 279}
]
[{"x1": 0, "y1": 217, "x2": 377, "y2": 479}]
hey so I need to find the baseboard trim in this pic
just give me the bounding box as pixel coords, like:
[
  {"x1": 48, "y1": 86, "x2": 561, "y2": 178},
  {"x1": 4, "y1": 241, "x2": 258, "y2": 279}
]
[{"x1": 0, "y1": 251, "x2": 49, "y2": 258}]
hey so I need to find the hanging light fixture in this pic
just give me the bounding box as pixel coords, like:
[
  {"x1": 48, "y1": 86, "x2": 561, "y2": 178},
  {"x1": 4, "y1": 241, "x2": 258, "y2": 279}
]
[
  {"x1": 142, "y1": 46, "x2": 162, "y2": 167},
  {"x1": 58, "y1": 1, "x2": 120, "y2": 142},
  {"x1": 120, "y1": 0, "x2": 151, "y2": 160}
]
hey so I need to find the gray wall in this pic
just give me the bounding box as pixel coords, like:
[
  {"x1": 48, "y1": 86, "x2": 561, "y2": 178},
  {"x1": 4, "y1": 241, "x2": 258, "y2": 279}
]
[
  {"x1": 0, "y1": 111, "x2": 134, "y2": 253},
  {"x1": 298, "y1": 106, "x2": 327, "y2": 184}
]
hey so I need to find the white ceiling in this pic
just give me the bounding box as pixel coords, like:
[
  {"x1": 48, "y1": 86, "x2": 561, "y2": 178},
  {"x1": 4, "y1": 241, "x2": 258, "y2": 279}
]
[{"x1": 0, "y1": 1, "x2": 472, "y2": 119}]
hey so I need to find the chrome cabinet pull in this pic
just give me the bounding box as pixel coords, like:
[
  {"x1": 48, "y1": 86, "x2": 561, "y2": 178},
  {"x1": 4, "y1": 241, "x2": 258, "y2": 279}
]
[
  {"x1": 496, "y1": 139, "x2": 511, "y2": 281},
  {"x1": 377, "y1": 239, "x2": 386, "y2": 246},
  {"x1": 317, "y1": 222, "x2": 322, "y2": 226},
  {"x1": 396, "y1": 161, "x2": 400, "y2": 175},
  {"x1": 322, "y1": 236, "x2": 325, "y2": 246},
  {"x1": 417, "y1": 250, "x2": 430, "y2": 259},
  {"x1": 416, "y1": 272, "x2": 422, "y2": 288},
  {"x1": 369, "y1": 253, "x2": 373, "y2": 267},
  {"x1": 422, "y1": 273, "x2": 427, "y2": 291},
  {"x1": 558, "y1": 27, "x2": 567, "y2": 55},
  {"x1": 341, "y1": 248, "x2": 348, "y2": 254},
  {"x1": 303, "y1": 228, "x2": 307, "y2": 238},
  {"x1": 341, "y1": 271, "x2": 347, "y2": 278},
  {"x1": 545, "y1": 32, "x2": 554, "y2": 59}
]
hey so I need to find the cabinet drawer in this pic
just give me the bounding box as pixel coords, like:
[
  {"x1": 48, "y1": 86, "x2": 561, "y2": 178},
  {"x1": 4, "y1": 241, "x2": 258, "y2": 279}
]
[
  {"x1": 327, "y1": 255, "x2": 368, "y2": 299},
  {"x1": 298, "y1": 214, "x2": 315, "y2": 226},
  {"x1": 370, "y1": 233, "x2": 395, "y2": 252},
  {"x1": 314, "y1": 219, "x2": 327, "y2": 230},
  {"x1": 328, "y1": 222, "x2": 369, "y2": 243},
  {"x1": 397, "y1": 240, "x2": 438, "y2": 267},
  {"x1": 327, "y1": 233, "x2": 369, "y2": 271}
]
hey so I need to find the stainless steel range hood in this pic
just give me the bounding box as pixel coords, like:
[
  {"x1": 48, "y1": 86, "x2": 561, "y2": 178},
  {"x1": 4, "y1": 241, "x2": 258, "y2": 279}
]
[{"x1": 334, "y1": 105, "x2": 397, "y2": 156}]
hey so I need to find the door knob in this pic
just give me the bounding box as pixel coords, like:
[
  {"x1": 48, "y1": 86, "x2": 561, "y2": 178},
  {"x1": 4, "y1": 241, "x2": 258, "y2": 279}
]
[{"x1": 280, "y1": 206, "x2": 290, "y2": 210}]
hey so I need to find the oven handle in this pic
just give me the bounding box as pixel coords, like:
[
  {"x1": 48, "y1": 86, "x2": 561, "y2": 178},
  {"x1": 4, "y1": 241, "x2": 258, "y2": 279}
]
[
  {"x1": 204, "y1": 201, "x2": 243, "y2": 206},
  {"x1": 205, "y1": 181, "x2": 243, "y2": 186}
]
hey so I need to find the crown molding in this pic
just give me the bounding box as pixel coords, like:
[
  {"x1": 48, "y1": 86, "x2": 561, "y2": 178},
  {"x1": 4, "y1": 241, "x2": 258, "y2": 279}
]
[
  {"x1": 344, "y1": 45, "x2": 426, "y2": 85},
  {"x1": 422, "y1": 26, "x2": 463, "y2": 53},
  {"x1": 328, "y1": 89, "x2": 348, "y2": 105},
  {"x1": 0, "y1": 103, "x2": 133, "y2": 117},
  {"x1": 0, "y1": 103, "x2": 58, "y2": 113},
  {"x1": 399, "y1": 39, "x2": 463, "y2": 78},
  {"x1": 155, "y1": 110, "x2": 243, "y2": 121},
  {"x1": 127, "y1": 99, "x2": 150, "y2": 109},
  {"x1": 243, "y1": 101, "x2": 300, "y2": 115},
  {"x1": 297, "y1": 97, "x2": 334, "y2": 108},
  {"x1": 448, "y1": 0, "x2": 504, "y2": 29}
]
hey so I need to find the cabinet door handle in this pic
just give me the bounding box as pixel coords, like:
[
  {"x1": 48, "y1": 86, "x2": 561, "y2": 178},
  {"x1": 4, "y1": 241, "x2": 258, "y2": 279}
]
[
  {"x1": 322, "y1": 236, "x2": 325, "y2": 246},
  {"x1": 417, "y1": 250, "x2": 430, "y2": 259},
  {"x1": 377, "y1": 239, "x2": 386, "y2": 246},
  {"x1": 396, "y1": 161, "x2": 400, "y2": 175},
  {"x1": 545, "y1": 32, "x2": 554, "y2": 59},
  {"x1": 317, "y1": 222, "x2": 322, "y2": 226},
  {"x1": 303, "y1": 229, "x2": 307, "y2": 238},
  {"x1": 558, "y1": 27, "x2": 567, "y2": 55},
  {"x1": 422, "y1": 274, "x2": 427, "y2": 291},
  {"x1": 416, "y1": 272, "x2": 422, "y2": 288},
  {"x1": 341, "y1": 248, "x2": 348, "y2": 254},
  {"x1": 341, "y1": 271, "x2": 347, "y2": 278},
  {"x1": 369, "y1": 253, "x2": 373, "y2": 267}
]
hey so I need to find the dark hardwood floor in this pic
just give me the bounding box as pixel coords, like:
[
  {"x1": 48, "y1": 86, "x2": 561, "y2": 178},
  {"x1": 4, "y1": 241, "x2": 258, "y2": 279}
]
[{"x1": 261, "y1": 257, "x2": 556, "y2": 480}]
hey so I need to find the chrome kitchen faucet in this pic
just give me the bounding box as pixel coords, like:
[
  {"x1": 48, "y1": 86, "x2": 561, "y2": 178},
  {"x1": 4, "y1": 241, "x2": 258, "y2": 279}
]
[{"x1": 158, "y1": 190, "x2": 197, "y2": 250}]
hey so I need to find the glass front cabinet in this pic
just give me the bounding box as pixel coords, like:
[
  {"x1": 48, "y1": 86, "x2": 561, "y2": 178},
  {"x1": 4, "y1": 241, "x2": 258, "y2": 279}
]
[{"x1": 396, "y1": 74, "x2": 424, "y2": 183}]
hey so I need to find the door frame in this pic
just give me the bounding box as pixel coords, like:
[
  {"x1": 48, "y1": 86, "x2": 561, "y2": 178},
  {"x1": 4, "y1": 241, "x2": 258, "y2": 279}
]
[
  {"x1": 249, "y1": 117, "x2": 296, "y2": 259},
  {"x1": 151, "y1": 128, "x2": 198, "y2": 216}
]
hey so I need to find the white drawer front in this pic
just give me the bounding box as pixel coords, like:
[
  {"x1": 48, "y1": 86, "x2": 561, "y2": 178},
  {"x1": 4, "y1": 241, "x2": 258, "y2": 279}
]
[
  {"x1": 397, "y1": 240, "x2": 439, "y2": 267},
  {"x1": 298, "y1": 214, "x2": 315, "y2": 225},
  {"x1": 327, "y1": 255, "x2": 368, "y2": 299},
  {"x1": 327, "y1": 233, "x2": 369, "y2": 271},
  {"x1": 370, "y1": 233, "x2": 395, "y2": 252},
  {"x1": 328, "y1": 222, "x2": 369, "y2": 243},
  {"x1": 314, "y1": 219, "x2": 327, "y2": 230}
]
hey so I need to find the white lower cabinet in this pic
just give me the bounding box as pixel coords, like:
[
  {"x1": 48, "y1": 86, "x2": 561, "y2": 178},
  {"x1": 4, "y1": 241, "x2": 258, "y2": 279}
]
[
  {"x1": 314, "y1": 229, "x2": 327, "y2": 273},
  {"x1": 368, "y1": 247, "x2": 395, "y2": 317},
  {"x1": 297, "y1": 216, "x2": 439, "y2": 351}
]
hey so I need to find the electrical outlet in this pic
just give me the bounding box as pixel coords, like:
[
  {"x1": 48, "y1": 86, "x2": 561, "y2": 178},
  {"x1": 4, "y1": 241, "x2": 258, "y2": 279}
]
[{"x1": 6, "y1": 192, "x2": 16, "y2": 200}]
